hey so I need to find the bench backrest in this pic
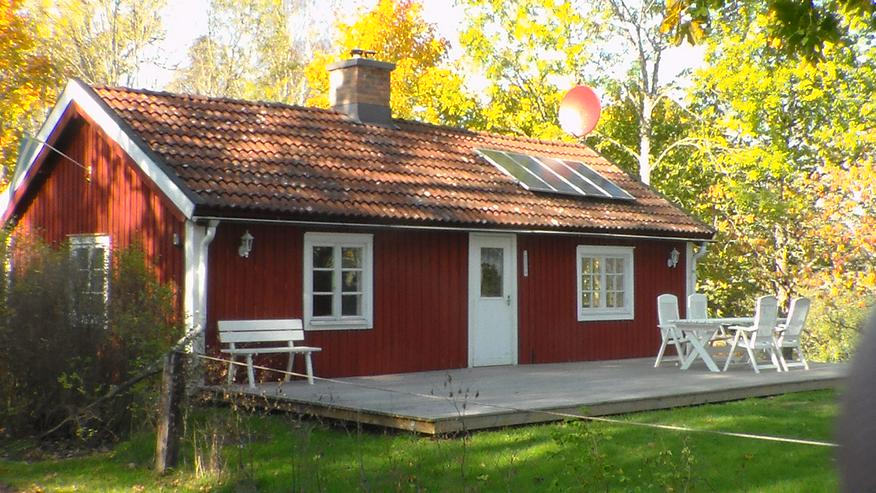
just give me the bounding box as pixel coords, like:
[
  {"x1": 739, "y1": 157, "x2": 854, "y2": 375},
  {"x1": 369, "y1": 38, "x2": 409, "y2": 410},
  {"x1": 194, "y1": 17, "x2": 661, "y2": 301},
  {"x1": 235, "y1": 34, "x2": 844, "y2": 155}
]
[{"x1": 218, "y1": 319, "x2": 304, "y2": 346}]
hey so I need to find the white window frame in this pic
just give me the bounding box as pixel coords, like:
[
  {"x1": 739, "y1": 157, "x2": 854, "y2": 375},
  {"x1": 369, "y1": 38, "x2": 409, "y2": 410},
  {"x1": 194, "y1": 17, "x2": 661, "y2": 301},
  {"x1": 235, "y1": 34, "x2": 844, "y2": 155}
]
[
  {"x1": 576, "y1": 245, "x2": 635, "y2": 321},
  {"x1": 303, "y1": 232, "x2": 373, "y2": 331},
  {"x1": 69, "y1": 234, "x2": 111, "y2": 321}
]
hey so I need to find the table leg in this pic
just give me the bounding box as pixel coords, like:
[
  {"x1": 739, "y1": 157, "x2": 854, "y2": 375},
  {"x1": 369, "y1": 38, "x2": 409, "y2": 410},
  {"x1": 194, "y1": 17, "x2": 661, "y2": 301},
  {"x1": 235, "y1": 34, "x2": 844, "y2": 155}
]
[{"x1": 681, "y1": 333, "x2": 720, "y2": 372}]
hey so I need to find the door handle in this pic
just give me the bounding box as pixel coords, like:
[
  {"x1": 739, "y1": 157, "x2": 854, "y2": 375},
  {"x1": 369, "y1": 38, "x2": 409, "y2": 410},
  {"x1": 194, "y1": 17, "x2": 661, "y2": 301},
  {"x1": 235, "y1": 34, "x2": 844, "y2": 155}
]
[{"x1": 506, "y1": 295, "x2": 511, "y2": 306}]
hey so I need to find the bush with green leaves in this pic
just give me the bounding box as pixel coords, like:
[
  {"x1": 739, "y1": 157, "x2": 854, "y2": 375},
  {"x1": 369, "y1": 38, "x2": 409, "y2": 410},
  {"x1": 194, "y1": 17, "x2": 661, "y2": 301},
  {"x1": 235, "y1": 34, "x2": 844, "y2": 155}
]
[{"x1": 0, "y1": 232, "x2": 181, "y2": 442}]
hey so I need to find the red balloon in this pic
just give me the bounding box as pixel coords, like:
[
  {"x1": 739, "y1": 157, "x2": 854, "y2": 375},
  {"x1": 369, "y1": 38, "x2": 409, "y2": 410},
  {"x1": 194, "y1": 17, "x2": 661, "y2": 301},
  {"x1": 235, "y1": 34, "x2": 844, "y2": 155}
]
[{"x1": 559, "y1": 85, "x2": 601, "y2": 137}]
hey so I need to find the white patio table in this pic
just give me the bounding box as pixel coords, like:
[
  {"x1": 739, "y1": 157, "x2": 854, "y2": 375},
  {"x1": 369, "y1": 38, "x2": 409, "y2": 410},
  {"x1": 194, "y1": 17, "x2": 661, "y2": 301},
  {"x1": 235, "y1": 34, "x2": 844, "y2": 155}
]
[{"x1": 670, "y1": 317, "x2": 754, "y2": 372}]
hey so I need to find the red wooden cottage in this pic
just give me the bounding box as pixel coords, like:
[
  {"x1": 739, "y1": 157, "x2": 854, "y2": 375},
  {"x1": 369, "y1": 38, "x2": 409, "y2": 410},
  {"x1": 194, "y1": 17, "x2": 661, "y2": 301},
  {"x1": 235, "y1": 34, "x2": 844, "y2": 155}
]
[{"x1": 1, "y1": 56, "x2": 713, "y2": 378}]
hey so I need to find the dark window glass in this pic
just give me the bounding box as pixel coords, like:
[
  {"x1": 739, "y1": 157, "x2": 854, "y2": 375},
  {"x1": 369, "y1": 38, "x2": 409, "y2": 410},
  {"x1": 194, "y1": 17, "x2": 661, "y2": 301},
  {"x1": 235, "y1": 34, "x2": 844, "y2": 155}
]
[{"x1": 313, "y1": 295, "x2": 333, "y2": 317}]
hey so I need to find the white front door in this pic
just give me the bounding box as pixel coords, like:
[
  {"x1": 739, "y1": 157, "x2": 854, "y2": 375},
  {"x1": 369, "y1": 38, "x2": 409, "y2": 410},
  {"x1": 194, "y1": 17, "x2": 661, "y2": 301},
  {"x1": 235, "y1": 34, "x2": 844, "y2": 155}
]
[{"x1": 468, "y1": 233, "x2": 517, "y2": 367}]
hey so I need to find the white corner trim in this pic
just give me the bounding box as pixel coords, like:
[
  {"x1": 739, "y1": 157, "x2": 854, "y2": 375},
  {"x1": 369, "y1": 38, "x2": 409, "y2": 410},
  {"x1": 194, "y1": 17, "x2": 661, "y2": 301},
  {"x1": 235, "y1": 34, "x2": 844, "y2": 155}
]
[{"x1": 1, "y1": 80, "x2": 195, "y2": 221}]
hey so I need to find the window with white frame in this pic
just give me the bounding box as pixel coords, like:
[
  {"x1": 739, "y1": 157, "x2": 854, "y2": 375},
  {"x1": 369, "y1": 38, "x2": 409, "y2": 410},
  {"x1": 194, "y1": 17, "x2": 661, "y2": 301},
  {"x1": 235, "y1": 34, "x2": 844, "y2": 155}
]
[
  {"x1": 303, "y1": 232, "x2": 373, "y2": 330},
  {"x1": 69, "y1": 235, "x2": 111, "y2": 322},
  {"x1": 576, "y1": 245, "x2": 634, "y2": 321}
]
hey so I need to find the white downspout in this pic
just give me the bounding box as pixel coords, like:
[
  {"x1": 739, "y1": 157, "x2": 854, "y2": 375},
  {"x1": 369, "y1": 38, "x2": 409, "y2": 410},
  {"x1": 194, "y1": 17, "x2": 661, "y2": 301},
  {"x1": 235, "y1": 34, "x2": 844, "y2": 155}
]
[
  {"x1": 184, "y1": 219, "x2": 219, "y2": 355},
  {"x1": 686, "y1": 241, "x2": 708, "y2": 298},
  {"x1": 195, "y1": 220, "x2": 219, "y2": 354}
]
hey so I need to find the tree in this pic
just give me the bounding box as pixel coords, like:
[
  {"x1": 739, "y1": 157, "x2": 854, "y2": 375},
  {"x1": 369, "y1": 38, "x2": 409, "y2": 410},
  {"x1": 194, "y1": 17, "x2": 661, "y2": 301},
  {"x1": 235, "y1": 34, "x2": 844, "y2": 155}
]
[
  {"x1": 458, "y1": 0, "x2": 603, "y2": 139},
  {"x1": 0, "y1": 0, "x2": 56, "y2": 185},
  {"x1": 591, "y1": 0, "x2": 691, "y2": 185},
  {"x1": 170, "y1": 0, "x2": 332, "y2": 104},
  {"x1": 305, "y1": 0, "x2": 479, "y2": 127},
  {"x1": 46, "y1": 0, "x2": 167, "y2": 87},
  {"x1": 661, "y1": 0, "x2": 876, "y2": 60},
  {"x1": 681, "y1": 7, "x2": 876, "y2": 319}
]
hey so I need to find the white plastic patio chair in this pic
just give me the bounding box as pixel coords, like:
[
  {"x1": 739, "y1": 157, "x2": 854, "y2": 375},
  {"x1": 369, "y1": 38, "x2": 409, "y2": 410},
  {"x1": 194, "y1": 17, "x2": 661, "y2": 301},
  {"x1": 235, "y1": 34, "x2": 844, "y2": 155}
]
[
  {"x1": 688, "y1": 293, "x2": 731, "y2": 345},
  {"x1": 655, "y1": 294, "x2": 689, "y2": 367},
  {"x1": 687, "y1": 293, "x2": 708, "y2": 319},
  {"x1": 775, "y1": 297, "x2": 811, "y2": 370},
  {"x1": 723, "y1": 295, "x2": 783, "y2": 373}
]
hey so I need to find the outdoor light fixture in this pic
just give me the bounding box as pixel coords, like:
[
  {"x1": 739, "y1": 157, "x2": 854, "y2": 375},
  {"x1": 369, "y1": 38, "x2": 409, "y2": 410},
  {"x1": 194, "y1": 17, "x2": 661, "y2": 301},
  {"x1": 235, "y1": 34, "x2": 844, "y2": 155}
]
[
  {"x1": 238, "y1": 230, "x2": 254, "y2": 258},
  {"x1": 667, "y1": 247, "x2": 680, "y2": 268}
]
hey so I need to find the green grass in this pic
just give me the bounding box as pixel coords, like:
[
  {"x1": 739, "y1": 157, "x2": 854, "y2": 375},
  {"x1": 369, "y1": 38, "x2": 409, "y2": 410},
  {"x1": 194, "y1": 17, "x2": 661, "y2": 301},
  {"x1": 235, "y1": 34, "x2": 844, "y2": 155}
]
[{"x1": 0, "y1": 390, "x2": 838, "y2": 492}]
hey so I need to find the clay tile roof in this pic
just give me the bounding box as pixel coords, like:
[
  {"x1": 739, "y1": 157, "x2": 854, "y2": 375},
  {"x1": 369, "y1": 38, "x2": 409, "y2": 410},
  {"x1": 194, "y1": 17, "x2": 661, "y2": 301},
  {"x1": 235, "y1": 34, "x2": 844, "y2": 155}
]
[{"x1": 91, "y1": 85, "x2": 713, "y2": 239}]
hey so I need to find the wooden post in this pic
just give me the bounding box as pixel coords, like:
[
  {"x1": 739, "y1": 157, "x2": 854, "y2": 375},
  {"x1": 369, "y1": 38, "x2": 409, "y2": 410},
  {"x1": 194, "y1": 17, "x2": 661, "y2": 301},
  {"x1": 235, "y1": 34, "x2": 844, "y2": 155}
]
[{"x1": 155, "y1": 350, "x2": 185, "y2": 474}]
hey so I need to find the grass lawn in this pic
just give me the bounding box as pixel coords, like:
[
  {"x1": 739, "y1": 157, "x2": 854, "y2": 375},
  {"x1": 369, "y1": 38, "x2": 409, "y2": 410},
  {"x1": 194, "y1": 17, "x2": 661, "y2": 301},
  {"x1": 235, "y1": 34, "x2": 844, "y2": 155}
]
[{"x1": 0, "y1": 390, "x2": 838, "y2": 492}]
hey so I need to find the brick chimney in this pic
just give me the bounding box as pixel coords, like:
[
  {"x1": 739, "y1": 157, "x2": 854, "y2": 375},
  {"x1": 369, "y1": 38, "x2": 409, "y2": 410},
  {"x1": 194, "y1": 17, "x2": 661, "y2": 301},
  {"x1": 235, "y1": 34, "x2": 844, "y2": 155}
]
[{"x1": 327, "y1": 49, "x2": 396, "y2": 126}]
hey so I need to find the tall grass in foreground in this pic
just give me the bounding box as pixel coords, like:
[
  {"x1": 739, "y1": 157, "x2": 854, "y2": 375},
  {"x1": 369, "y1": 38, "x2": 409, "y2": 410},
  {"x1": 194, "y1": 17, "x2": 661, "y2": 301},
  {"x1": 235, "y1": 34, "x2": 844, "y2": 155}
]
[{"x1": 0, "y1": 390, "x2": 838, "y2": 492}]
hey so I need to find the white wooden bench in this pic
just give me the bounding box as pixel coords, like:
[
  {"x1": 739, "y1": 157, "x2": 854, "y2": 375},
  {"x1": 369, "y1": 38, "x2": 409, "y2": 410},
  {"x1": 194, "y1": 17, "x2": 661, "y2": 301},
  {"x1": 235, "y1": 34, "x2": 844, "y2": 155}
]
[{"x1": 218, "y1": 319, "x2": 321, "y2": 388}]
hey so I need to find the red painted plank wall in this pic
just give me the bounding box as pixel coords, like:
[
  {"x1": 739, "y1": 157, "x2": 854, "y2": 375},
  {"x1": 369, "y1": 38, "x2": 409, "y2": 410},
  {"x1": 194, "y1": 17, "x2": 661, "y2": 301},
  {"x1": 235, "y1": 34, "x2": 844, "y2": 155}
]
[
  {"x1": 12, "y1": 110, "x2": 185, "y2": 296},
  {"x1": 206, "y1": 223, "x2": 468, "y2": 378},
  {"x1": 517, "y1": 234, "x2": 687, "y2": 364}
]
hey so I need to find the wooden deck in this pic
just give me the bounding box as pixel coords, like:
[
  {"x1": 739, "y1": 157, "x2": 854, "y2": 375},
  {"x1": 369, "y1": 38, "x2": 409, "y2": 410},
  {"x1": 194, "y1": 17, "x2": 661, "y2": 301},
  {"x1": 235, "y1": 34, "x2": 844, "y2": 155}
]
[{"x1": 203, "y1": 357, "x2": 846, "y2": 435}]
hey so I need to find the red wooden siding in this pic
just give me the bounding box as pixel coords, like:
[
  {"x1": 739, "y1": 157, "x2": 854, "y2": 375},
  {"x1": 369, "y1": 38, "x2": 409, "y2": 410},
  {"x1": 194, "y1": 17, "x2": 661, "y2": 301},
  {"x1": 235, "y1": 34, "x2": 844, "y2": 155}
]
[
  {"x1": 12, "y1": 107, "x2": 185, "y2": 297},
  {"x1": 517, "y1": 234, "x2": 687, "y2": 364},
  {"x1": 206, "y1": 224, "x2": 468, "y2": 378}
]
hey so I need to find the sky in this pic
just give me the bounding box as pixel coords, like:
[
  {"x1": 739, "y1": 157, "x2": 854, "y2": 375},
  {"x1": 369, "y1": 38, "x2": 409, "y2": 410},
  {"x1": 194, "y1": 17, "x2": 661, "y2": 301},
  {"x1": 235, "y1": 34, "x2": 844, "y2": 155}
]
[{"x1": 145, "y1": 0, "x2": 705, "y2": 97}]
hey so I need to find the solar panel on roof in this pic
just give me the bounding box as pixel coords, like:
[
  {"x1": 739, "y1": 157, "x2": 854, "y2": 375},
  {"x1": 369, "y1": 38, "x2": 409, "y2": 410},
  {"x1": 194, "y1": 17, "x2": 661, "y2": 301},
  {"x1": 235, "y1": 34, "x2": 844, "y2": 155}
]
[
  {"x1": 478, "y1": 149, "x2": 556, "y2": 194},
  {"x1": 537, "y1": 156, "x2": 607, "y2": 196},
  {"x1": 513, "y1": 154, "x2": 580, "y2": 195},
  {"x1": 477, "y1": 148, "x2": 634, "y2": 201},
  {"x1": 562, "y1": 160, "x2": 635, "y2": 200}
]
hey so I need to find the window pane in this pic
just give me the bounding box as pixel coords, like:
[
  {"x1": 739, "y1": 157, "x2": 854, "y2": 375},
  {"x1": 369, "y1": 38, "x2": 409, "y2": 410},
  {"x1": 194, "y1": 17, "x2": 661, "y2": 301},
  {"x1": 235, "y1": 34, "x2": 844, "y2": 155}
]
[
  {"x1": 313, "y1": 270, "x2": 333, "y2": 292},
  {"x1": 90, "y1": 270, "x2": 105, "y2": 293},
  {"x1": 72, "y1": 248, "x2": 88, "y2": 269},
  {"x1": 605, "y1": 291, "x2": 624, "y2": 308},
  {"x1": 313, "y1": 294, "x2": 333, "y2": 316},
  {"x1": 92, "y1": 248, "x2": 105, "y2": 268},
  {"x1": 342, "y1": 294, "x2": 361, "y2": 316},
  {"x1": 581, "y1": 291, "x2": 592, "y2": 308},
  {"x1": 581, "y1": 257, "x2": 593, "y2": 274},
  {"x1": 581, "y1": 273, "x2": 592, "y2": 290},
  {"x1": 342, "y1": 271, "x2": 361, "y2": 292},
  {"x1": 608, "y1": 257, "x2": 624, "y2": 273},
  {"x1": 342, "y1": 247, "x2": 362, "y2": 268},
  {"x1": 606, "y1": 292, "x2": 616, "y2": 308},
  {"x1": 480, "y1": 247, "x2": 503, "y2": 297},
  {"x1": 312, "y1": 246, "x2": 334, "y2": 268}
]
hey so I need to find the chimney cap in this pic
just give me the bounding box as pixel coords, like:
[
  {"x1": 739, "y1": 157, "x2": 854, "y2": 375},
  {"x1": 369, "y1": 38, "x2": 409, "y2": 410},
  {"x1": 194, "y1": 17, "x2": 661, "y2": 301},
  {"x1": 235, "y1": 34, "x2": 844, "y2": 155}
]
[
  {"x1": 350, "y1": 48, "x2": 376, "y2": 58},
  {"x1": 327, "y1": 57, "x2": 396, "y2": 72}
]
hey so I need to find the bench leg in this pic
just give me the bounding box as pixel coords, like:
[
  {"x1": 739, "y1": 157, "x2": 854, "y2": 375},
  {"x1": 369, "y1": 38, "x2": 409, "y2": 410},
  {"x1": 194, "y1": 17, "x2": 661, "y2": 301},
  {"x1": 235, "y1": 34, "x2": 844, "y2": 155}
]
[
  {"x1": 285, "y1": 353, "x2": 295, "y2": 382},
  {"x1": 227, "y1": 356, "x2": 236, "y2": 385},
  {"x1": 305, "y1": 353, "x2": 314, "y2": 385},
  {"x1": 246, "y1": 354, "x2": 256, "y2": 389}
]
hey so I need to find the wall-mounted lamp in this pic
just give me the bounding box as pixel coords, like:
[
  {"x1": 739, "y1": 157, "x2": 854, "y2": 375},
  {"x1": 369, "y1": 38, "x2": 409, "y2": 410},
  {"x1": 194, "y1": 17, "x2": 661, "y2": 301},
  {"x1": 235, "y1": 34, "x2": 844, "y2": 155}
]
[
  {"x1": 667, "y1": 247, "x2": 680, "y2": 268},
  {"x1": 238, "y1": 230, "x2": 254, "y2": 258}
]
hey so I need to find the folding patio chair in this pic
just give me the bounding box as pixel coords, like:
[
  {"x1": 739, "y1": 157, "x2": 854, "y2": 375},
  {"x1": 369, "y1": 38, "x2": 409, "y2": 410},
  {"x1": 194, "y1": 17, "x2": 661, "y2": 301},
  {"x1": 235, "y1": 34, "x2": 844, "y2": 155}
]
[
  {"x1": 687, "y1": 293, "x2": 708, "y2": 319},
  {"x1": 723, "y1": 295, "x2": 782, "y2": 373},
  {"x1": 655, "y1": 294, "x2": 689, "y2": 367},
  {"x1": 775, "y1": 297, "x2": 811, "y2": 370}
]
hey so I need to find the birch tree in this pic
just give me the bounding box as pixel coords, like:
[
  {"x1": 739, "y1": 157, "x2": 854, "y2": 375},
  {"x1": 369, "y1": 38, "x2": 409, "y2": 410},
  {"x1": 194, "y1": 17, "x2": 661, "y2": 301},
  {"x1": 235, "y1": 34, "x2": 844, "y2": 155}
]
[
  {"x1": 48, "y1": 0, "x2": 167, "y2": 87},
  {"x1": 171, "y1": 0, "x2": 335, "y2": 104}
]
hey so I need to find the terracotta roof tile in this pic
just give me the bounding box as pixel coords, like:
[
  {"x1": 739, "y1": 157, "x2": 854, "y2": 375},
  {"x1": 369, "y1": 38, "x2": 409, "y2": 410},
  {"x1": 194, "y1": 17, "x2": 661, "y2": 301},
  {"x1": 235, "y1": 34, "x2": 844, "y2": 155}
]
[{"x1": 92, "y1": 85, "x2": 713, "y2": 239}]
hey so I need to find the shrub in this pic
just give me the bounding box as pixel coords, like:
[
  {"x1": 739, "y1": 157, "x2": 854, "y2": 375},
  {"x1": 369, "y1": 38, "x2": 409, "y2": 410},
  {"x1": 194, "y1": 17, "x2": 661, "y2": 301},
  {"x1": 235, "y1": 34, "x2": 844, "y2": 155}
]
[
  {"x1": 804, "y1": 289, "x2": 873, "y2": 362},
  {"x1": 0, "y1": 232, "x2": 181, "y2": 442}
]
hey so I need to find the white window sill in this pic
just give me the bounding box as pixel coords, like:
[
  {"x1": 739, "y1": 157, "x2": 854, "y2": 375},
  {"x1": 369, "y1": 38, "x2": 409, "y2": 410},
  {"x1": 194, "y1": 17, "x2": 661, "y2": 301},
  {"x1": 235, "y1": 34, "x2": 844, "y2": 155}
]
[
  {"x1": 578, "y1": 311, "x2": 635, "y2": 322},
  {"x1": 306, "y1": 318, "x2": 373, "y2": 331}
]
